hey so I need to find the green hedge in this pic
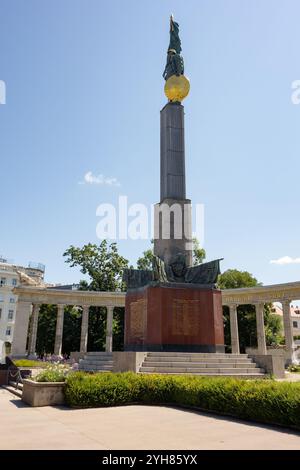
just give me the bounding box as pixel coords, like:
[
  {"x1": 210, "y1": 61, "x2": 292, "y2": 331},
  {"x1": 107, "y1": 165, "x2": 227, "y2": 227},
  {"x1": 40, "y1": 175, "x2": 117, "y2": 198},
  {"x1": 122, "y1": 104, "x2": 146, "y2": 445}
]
[{"x1": 65, "y1": 372, "x2": 300, "y2": 429}]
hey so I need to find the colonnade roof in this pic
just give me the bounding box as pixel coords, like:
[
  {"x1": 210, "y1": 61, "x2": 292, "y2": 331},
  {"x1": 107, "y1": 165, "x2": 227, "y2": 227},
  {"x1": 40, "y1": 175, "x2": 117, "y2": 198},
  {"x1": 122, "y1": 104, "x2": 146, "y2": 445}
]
[
  {"x1": 221, "y1": 281, "x2": 300, "y2": 305},
  {"x1": 14, "y1": 280, "x2": 300, "y2": 308}
]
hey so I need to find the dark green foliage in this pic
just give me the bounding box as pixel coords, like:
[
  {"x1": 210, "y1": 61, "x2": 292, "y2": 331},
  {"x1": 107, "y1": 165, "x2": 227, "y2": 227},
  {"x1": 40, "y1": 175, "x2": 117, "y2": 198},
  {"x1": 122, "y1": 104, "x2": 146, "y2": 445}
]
[
  {"x1": 218, "y1": 269, "x2": 260, "y2": 289},
  {"x1": 36, "y1": 304, "x2": 57, "y2": 355},
  {"x1": 62, "y1": 306, "x2": 81, "y2": 355},
  {"x1": 65, "y1": 372, "x2": 300, "y2": 429},
  {"x1": 113, "y1": 307, "x2": 125, "y2": 351},
  {"x1": 87, "y1": 307, "x2": 107, "y2": 352}
]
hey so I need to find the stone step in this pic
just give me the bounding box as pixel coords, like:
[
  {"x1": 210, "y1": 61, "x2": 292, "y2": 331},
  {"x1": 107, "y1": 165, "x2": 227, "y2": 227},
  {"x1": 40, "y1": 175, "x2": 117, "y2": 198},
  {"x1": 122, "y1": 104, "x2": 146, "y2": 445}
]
[
  {"x1": 79, "y1": 364, "x2": 113, "y2": 371},
  {"x1": 140, "y1": 372, "x2": 266, "y2": 378},
  {"x1": 142, "y1": 361, "x2": 258, "y2": 369},
  {"x1": 84, "y1": 352, "x2": 113, "y2": 357},
  {"x1": 2, "y1": 385, "x2": 23, "y2": 398},
  {"x1": 144, "y1": 356, "x2": 253, "y2": 363},
  {"x1": 79, "y1": 360, "x2": 113, "y2": 365},
  {"x1": 9, "y1": 381, "x2": 23, "y2": 391},
  {"x1": 140, "y1": 367, "x2": 265, "y2": 374},
  {"x1": 147, "y1": 352, "x2": 248, "y2": 358}
]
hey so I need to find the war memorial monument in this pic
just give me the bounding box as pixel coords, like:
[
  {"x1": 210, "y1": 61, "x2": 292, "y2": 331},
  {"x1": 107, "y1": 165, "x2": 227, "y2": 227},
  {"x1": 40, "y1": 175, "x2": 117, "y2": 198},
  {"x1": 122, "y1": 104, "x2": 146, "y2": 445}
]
[{"x1": 123, "y1": 17, "x2": 225, "y2": 353}]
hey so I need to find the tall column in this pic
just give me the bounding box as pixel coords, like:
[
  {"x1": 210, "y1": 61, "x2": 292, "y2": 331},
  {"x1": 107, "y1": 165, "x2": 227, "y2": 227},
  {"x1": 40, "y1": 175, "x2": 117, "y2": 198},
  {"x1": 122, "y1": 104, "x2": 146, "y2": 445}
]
[
  {"x1": 54, "y1": 304, "x2": 65, "y2": 356},
  {"x1": 105, "y1": 306, "x2": 114, "y2": 353},
  {"x1": 255, "y1": 303, "x2": 267, "y2": 355},
  {"x1": 229, "y1": 304, "x2": 240, "y2": 354},
  {"x1": 11, "y1": 301, "x2": 32, "y2": 357},
  {"x1": 28, "y1": 303, "x2": 41, "y2": 357},
  {"x1": 80, "y1": 305, "x2": 89, "y2": 354},
  {"x1": 282, "y1": 299, "x2": 295, "y2": 364},
  {"x1": 154, "y1": 102, "x2": 193, "y2": 267}
]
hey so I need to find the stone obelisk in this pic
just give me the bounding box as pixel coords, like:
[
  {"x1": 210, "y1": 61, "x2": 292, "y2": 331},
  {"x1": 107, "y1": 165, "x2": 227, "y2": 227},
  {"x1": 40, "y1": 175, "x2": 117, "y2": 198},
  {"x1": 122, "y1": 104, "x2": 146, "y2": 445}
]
[
  {"x1": 154, "y1": 16, "x2": 192, "y2": 267},
  {"x1": 123, "y1": 17, "x2": 225, "y2": 354}
]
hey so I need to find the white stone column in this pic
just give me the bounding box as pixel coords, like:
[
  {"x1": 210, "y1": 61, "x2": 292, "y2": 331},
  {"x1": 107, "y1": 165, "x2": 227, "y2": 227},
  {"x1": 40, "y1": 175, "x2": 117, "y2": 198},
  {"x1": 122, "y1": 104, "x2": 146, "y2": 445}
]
[
  {"x1": 229, "y1": 304, "x2": 240, "y2": 354},
  {"x1": 11, "y1": 301, "x2": 32, "y2": 357},
  {"x1": 54, "y1": 304, "x2": 65, "y2": 356},
  {"x1": 255, "y1": 303, "x2": 267, "y2": 355},
  {"x1": 282, "y1": 299, "x2": 295, "y2": 364},
  {"x1": 28, "y1": 303, "x2": 41, "y2": 357},
  {"x1": 80, "y1": 305, "x2": 89, "y2": 354},
  {"x1": 105, "y1": 306, "x2": 114, "y2": 353}
]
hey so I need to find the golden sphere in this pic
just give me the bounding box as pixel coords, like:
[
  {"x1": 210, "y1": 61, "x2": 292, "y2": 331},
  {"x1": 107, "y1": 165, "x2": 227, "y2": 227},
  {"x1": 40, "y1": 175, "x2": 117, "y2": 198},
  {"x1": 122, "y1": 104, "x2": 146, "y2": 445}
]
[{"x1": 164, "y1": 74, "x2": 190, "y2": 102}]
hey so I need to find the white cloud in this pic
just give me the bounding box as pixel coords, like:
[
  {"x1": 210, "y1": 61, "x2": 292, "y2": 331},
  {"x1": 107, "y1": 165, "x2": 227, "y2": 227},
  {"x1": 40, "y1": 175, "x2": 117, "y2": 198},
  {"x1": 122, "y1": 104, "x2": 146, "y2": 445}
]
[
  {"x1": 79, "y1": 171, "x2": 120, "y2": 187},
  {"x1": 270, "y1": 256, "x2": 300, "y2": 265}
]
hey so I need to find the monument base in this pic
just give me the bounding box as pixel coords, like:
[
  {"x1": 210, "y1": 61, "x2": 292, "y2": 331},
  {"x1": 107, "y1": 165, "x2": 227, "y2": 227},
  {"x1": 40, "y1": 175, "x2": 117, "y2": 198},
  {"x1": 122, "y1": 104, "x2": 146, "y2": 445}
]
[{"x1": 124, "y1": 284, "x2": 225, "y2": 353}]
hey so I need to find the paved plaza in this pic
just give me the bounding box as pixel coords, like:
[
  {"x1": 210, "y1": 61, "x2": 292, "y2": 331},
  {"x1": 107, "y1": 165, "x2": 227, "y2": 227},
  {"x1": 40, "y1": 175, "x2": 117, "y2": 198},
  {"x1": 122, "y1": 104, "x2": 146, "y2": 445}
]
[{"x1": 1, "y1": 388, "x2": 300, "y2": 450}]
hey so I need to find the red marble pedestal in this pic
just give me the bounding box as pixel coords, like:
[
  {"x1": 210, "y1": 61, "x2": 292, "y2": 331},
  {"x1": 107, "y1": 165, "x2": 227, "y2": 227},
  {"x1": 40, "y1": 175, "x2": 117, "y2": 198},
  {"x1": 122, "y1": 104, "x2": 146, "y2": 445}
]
[{"x1": 124, "y1": 284, "x2": 225, "y2": 353}]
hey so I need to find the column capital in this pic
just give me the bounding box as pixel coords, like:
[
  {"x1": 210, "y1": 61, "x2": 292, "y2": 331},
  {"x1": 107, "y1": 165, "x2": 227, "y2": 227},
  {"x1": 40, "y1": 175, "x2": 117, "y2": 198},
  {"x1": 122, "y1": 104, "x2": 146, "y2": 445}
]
[{"x1": 228, "y1": 303, "x2": 238, "y2": 309}]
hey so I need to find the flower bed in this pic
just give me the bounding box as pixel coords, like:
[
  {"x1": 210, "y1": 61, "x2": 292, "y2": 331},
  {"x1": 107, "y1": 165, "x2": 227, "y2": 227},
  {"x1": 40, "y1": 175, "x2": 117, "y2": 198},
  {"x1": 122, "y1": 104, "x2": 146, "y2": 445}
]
[
  {"x1": 22, "y1": 364, "x2": 70, "y2": 407},
  {"x1": 65, "y1": 372, "x2": 300, "y2": 430}
]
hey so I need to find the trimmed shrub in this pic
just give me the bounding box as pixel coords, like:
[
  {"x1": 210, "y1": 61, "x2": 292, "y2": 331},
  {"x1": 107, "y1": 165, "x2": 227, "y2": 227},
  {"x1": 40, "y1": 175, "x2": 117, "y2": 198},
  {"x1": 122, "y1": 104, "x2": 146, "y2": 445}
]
[{"x1": 65, "y1": 372, "x2": 300, "y2": 429}]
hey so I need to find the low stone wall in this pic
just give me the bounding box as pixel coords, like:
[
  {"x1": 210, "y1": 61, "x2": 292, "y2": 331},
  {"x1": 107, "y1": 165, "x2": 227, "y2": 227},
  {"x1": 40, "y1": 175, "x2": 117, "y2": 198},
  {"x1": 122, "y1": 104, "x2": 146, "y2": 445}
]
[
  {"x1": 246, "y1": 353, "x2": 285, "y2": 378},
  {"x1": 22, "y1": 379, "x2": 65, "y2": 407},
  {"x1": 246, "y1": 347, "x2": 300, "y2": 367},
  {"x1": 70, "y1": 352, "x2": 85, "y2": 363},
  {"x1": 113, "y1": 352, "x2": 147, "y2": 373}
]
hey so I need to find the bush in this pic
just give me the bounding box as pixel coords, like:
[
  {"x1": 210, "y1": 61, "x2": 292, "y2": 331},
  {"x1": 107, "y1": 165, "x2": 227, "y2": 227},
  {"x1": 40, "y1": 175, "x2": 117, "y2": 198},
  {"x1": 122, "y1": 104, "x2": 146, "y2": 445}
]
[
  {"x1": 34, "y1": 364, "x2": 69, "y2": 382},
  {"x1": 288, "y1": 364, "x2": 300, "y2": 373},
  {"x1": 65, "y1": 372, "x2": 300, "y2": 429}
]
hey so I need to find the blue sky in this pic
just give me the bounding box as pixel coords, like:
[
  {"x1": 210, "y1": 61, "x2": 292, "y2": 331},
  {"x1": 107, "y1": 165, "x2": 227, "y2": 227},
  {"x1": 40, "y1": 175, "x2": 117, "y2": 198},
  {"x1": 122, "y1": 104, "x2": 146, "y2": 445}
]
[{"x1": 0, "y1": 0, "x2": 300, "y2": 286}]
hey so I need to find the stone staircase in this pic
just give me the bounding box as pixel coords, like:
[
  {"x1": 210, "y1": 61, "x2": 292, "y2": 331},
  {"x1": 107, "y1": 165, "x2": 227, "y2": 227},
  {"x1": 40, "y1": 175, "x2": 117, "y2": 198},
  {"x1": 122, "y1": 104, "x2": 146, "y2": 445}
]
[
  {"x1": 78, "y1": 352, "x2": 114, "y2": 372},
  {"x1": 2, "y1": 380, "x2": 23, "y2": 398},
  {"x1": 139, "y1": 352, "x2": 266, "y2": 377}
]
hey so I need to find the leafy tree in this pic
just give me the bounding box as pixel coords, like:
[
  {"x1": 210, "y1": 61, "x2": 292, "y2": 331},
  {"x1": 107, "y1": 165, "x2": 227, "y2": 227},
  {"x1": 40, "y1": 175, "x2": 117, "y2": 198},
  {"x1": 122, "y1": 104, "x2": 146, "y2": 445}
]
[
  {"x1": 137, "y1": 249, "x2": 154, "y2": 270},
  {"x1": 218, "y1": 269, "x2": 260, "y2": 289},
  {"x1": 63, "y1": 241, "x2": 129, "y2": 352},
  {"x1": 36, "y1": 241, "x2": 129, "y2": 355},
  {"x1": 63, "y1": 240, "x2": 129, "y2": 292},
  {"x1": 219, "y1": 269, "x2": 282, "y2": 352},
  {"x1": 192, "y1": 238, "x2": 206, "y2": 265}
]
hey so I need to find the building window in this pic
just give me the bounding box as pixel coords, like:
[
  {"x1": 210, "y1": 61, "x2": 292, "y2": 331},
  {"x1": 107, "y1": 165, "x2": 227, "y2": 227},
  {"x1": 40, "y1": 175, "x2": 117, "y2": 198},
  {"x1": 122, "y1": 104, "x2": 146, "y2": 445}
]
[
  {"x1": 0, "y1": 277, "x2": 6, "y2": 286},
  {"x1": 0, "y1": 308, "x2": 2, "y2": 318},
  {"x1": 293, "y1": 321, "x2": 298, "y2": 328},
  {"x1": 12, "y1": 278, "x2": 17, "y2": 287},
  {"x1": 9, "y1": 297, "x2": 15, "y2": 303},
  {"x1": 6, "y1": 327, "x2": 11, "y2": 336},
  {"x1": 0, "y1": 295, "x2": 3, "y2": 302},
  {"x1": 8, "y1": 310, "x2": 14, "y2": 320}
]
